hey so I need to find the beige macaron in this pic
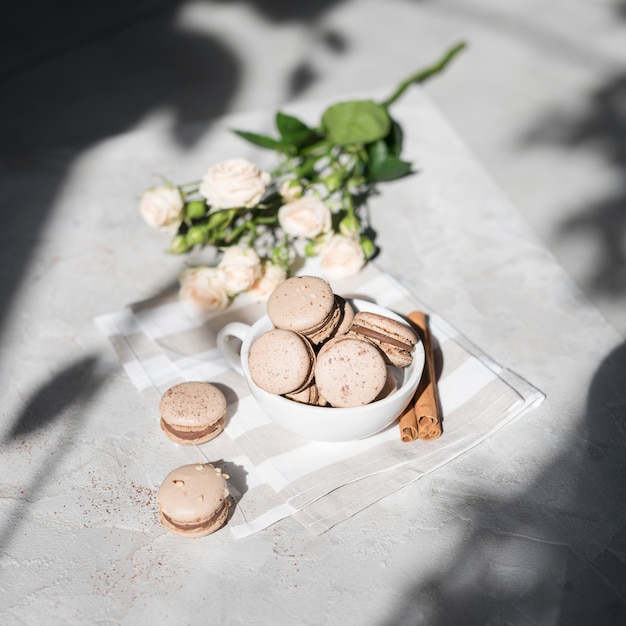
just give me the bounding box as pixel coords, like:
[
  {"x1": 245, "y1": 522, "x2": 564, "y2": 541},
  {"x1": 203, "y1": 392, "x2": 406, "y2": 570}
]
[
  {"x1": 267, "y1": 275, "x2": 338, "y2": 345},
  {"x1": 248, "y1": 329, "x2": 316, "y2": 395},
  {"x1": 158, "y1": 463, "x2": 231, "y2": 538},
  {"x1": 349, "y1": 311, "x2": 418, "y2": 368},
  {"x1": 334, "y1": 295, "x2": 355, "y2": 338},
  {"x1": 159, "y1": 381, "x2": 227, "y2": 445},
  {"x1": 284, "y1": 382, "x2": 321, "y2": 405},
  {"x1": 374, "y1": 367, "x2": 399, "y2": 401},
  {"x1": 314, "y1": 336, "x2": 388, "y2": 407}
]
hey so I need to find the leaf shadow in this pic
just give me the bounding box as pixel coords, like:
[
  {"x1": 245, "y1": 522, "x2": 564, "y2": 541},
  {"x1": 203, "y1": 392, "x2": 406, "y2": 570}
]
[
  {"x1": 520, "y1": 73, "x2": 626, "y2": 304},
  {"x1": 5, "y1": 354, "x2": 103, "y2": 441},
  {"x1": 381, "y1": 340, "x2": 626, "y2": 624},
  {"x1": 0, "y1": 353, "x2": 107, "y2": 553}
]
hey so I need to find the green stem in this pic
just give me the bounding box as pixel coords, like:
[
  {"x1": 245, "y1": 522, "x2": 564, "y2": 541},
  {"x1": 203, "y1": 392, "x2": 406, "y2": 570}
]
[
  {"x1": 256, "y1": 216, "x2": 279, "y2": 225},
  {"x1": 180, "y1": 180, "x2": 201, "y2": 189},
  {"x1": 345, "y1": 190, "x2": 356, "y2": 220},
  {"x1": 381, "y1": 41, "x2": 467, "y2": 108}
]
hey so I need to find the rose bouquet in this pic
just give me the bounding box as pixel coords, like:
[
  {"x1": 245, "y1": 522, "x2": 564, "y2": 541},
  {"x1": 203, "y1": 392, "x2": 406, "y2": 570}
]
[{"x1": 139, "y1": 42, "x2": 466, "y2": 314}]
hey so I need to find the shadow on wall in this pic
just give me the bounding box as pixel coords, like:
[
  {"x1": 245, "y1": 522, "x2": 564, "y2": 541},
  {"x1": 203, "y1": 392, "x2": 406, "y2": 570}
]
[
  {"x1": 0, "y1": 0, "x2": 348, "y2": 341},
  {"x1": 1, "y1": 0, "x2": 347, "y2": 156},
  {"x1": 0, "y1": 0, "x2": 348, "y2": 554},
  {"x1": 0, "y1": 355, "x2": 106, "y2": 554},
  {"x1": 383, "y1": 341, "x2": 626, "y2": 625},
  {"x1": 521, "y1": 71, "x2": 626, "y2": 303}
]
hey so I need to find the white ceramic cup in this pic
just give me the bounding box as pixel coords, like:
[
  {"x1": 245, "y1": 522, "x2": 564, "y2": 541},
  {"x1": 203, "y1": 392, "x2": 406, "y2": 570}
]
[{"x1": 217, "y1": 299, "x2": 425, "y2": 442}]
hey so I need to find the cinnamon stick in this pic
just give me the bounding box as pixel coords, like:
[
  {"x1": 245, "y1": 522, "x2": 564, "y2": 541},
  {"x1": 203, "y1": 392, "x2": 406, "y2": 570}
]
[
  {"x1": 398, "y1": 400, "x2": 418, "y2": 442},
  {"x1": 404, "y1": 311, "x2": 442, "y2": 441}
]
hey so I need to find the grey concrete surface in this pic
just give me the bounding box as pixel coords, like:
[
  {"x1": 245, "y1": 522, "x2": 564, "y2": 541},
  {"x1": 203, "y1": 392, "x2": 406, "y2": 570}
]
[{"x1": 1, "y1": 2, "x2": 626, "y2": 625}]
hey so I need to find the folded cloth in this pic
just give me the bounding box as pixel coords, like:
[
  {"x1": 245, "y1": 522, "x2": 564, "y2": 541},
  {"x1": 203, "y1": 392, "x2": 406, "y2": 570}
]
[{"x1": 95, "y1": 262, "x2": 544, "y2": 537}]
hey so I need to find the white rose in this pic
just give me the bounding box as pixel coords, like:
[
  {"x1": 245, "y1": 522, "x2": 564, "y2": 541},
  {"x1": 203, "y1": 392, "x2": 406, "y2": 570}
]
[
  {"x1": 278, "y1": 195, "x2": 331, "y2": 239},
  {"x1": 139, "y1": 185, "x2": 184, "y2": 231},
  {"x1": 179, "y1": 266, "x2": 230, "y2": 314},
  {"x1": 279, "y1": 179, "x2": 303, "y2": 202},
  {"x1": 319, "y1": 235, "x2": 366, "y2": 280},
  {"x1": 200, "y1": 158, "x2": 271, "y2": 209},
  {"x1": 217, "y1": 246, "x2": 262, "y2": 295},
  {"x1": 247, "y1": 263, "x2": 287, "y2": 302}
]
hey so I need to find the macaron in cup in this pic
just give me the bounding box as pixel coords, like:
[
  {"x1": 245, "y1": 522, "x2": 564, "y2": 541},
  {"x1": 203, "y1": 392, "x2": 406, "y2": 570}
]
[
  {"x1": 267, "y1": 275, "x2": 344, "y2": 345},
  {"x1": 247, "y1": 329, "x2": 316, "y2": 396},
  {"x1": 217, "y1": 298, "x2": 425, "y2": 442},
  {"x1": 349, "y1": 311, "x2": 418, "y2": 368},
  {"x1": 314, "y1": 336, "x2": 388, "y2": 408}
]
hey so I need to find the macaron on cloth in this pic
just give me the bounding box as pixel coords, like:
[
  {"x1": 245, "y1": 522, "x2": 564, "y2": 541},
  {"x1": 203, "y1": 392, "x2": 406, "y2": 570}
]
[{"x1": 159, "y1": 381, "x2": 227, "y2": 445}]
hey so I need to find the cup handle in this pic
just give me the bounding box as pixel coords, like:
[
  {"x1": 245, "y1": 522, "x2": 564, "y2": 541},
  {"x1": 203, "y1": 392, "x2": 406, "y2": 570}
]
[{"x1": 217, "y1": 322, "x2": 251, "y2": 376}]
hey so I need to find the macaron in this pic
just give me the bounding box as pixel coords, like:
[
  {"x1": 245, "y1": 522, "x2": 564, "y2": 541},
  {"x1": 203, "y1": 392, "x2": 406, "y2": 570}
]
[
  {"x1": 284, "y1": 382, "x2": 321, "y2": 405},
  {"x1": 334, "y1": 295, "x2": 355, "y2": 337},
  {"x1": 314, "y1": 336, "x2": 388, "y2": 407},
  {"x1": 267, "y1": 275, "x2": 338, "y2": 345},
  {"x1": 159, "y1": 381, "x2": 227, "y2": 445},
  {"x1": 248, "y1": 329, "x2": 316, "y2": 395},
  {"x1": 349, "y1": 311, "x2": 418, "y2": 368},
  {"x1": 158, "y1": 463, "x2": 231, "y2": 538},
  {"x1": 374, "y1": 367, "x2": 399, "y2": 401}
]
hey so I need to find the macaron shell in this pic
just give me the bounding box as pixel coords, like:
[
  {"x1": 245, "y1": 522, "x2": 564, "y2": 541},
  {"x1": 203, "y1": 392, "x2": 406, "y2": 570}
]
[
  {"x1": 350, "y1": 312, "x2": 417, "y2": 368},
  {"x1": 351, "y1": 311, "x2": 418, "y2": 349},
  {"x1": 379, "y1": 345, "x2": 414, "y2": 368},
  {"x1": 267, "y1": 275, "x2": 335, "y2": 334},
  {"x1": 284, "y1": 382, "x2": 320, "y2": 405},
  {"x1": 374, "y1": 367, "x2": 399, "y2": 401},
  {"x1": 305, "y1": 298, "x2": 342, "y2": 345},
  {"x1": 248, "y1": 329, "x2": 315, "y2": 395},
  {"x1": 315, "y1": 337, "x2": 387, "y2": 407},
  {"x1": 334, "y1": 295, "x2": 355, "y2": 337},
  {"x1": 159, "y1": 382, "x2": 227, "y2": 445},
  {"x1": 158, "y1": 463, "x2": 231, "y2": 537}
]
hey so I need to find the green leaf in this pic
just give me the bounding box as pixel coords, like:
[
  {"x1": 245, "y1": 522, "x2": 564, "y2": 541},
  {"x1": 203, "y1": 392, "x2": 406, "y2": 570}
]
[
  {"x1": 367, "y1": 115, "x2": 404, "y2": 167},
  {"x1": 367, "y1": 157, "x2": 413, "y2": 182},
  {"x1": 275, "y1": 112, "x2": 316, "y2": 149},
  {"x1": 386, "y1": 118, "x2": 404, "y2": 157},
  {"x1": 367, "y1": 139, "x2": 389, "y2": 168},
  {"x1": 321, "y1": 100, "x2": 391, "y2": 146},
  {"x1": 232, "y1": 129, "x2": 281, "y2": 151}
]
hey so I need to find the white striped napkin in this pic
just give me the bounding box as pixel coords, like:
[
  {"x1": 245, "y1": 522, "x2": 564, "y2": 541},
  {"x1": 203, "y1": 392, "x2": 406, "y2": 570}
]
[{"x1": 95, "y1": 262, "x2": 544, "y2": 537}]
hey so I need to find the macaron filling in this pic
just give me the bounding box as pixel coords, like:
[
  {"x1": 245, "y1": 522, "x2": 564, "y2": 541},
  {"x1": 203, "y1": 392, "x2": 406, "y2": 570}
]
[
  {"x1": 350, "y1": 324, "x2": 414, "y2": 350},
  {"x1": 160, "y1": 417, "x2": 223, "y2": 441},
  {"x1": 160, "y1": 500, "x2": 229, "y2": 532},
  {"x1": 159, "y1": 382, "x2": 227, "y2": 444},
  {"x1": 302, "y1": 302, "x2": 342, "y2": 344}
]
